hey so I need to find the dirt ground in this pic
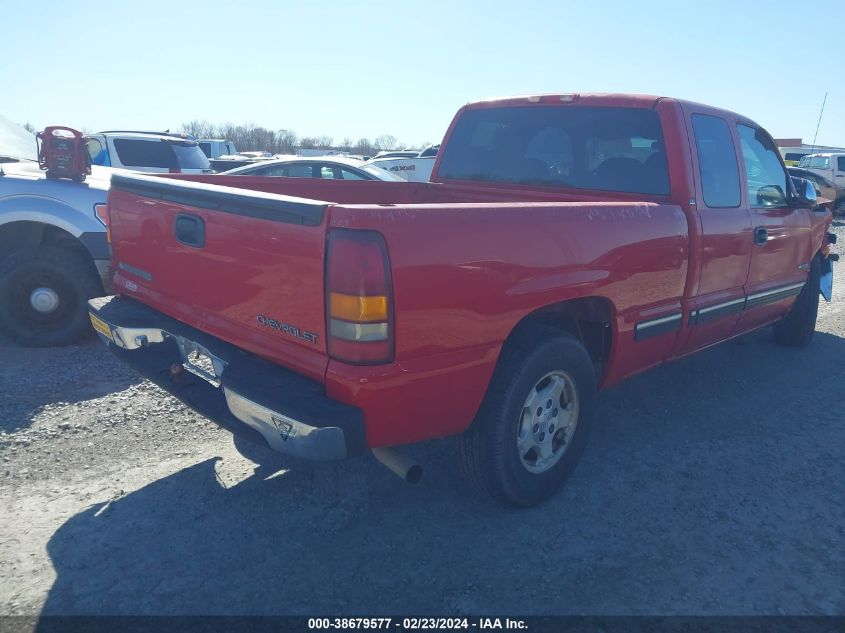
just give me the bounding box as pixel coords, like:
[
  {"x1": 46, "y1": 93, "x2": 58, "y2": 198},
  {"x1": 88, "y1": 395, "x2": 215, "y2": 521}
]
[{"x1": 1, "y1": 223, "x2": 843, "y2": 617}]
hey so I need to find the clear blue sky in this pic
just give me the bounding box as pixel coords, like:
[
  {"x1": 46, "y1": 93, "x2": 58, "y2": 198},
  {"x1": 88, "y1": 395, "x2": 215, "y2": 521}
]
[{"x1": 2, "y1": 0, "x2": 843, "y2": 148}]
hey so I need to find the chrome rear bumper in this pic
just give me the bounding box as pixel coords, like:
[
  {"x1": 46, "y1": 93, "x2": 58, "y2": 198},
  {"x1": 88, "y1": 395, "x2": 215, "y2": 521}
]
[{"x1": 87, "y1": 295, "x2": 365, "y2": 461}]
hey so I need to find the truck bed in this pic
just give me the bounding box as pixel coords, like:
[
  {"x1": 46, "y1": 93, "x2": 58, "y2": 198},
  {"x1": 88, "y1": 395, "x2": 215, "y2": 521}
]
[{"x1": 107, "y1": 172, "x2": 689, "y2": 395}]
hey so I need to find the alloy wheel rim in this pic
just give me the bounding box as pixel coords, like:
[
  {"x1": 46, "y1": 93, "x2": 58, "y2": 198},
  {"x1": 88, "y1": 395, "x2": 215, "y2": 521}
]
[{"x1": 516, "y1": 370, "x2": 579, "y2": 474}]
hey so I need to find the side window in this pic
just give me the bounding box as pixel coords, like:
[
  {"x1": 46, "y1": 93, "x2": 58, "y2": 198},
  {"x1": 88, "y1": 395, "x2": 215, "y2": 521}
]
[
  {"x1": 340, "y1": 168, "x2": 366, "y2": 180},
  {"x1": 691, "y1": 114, "x2": 741, "y2": 208},
  {"x1": 113, "y1": 139, "x2": 175, "y2": 169},
  {"x1": 838, "y1": 156, "x2": 845, "y2": 171},
  {"x1": 242, "y1": 164, "x2": 284, "y2": 176},
  {"x1": 284, "y1": 164, "x2": 315, "y2": 178},
  {"x1": 85, "y1": 138, "x2": 110, "y2": 166},
  {"x1": 737, "y1": 124, "x2": 789, "y2": 207},
  {"x1": 198, "y1": 142, "x2": 212, "y2": 158}
]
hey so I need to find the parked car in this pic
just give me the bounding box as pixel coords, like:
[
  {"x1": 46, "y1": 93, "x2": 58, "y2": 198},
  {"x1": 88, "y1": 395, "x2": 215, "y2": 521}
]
[
  {"x1": 84, "y1": 131, "x2": 212, "y2": 174},
  {"x1": 222, "y1": 156, "x2": 404, "y2": 181},
  {"x1": 198, "y1": 139, "x2": 238, "y2": 160},
  {"x1": 798, "y1": 153, "x2": 845, "y2": 196},
  {"x1": 788, "y1": 167, "x2": 845, "y2": 214},
  {"x1": 88, "y1": 93, "x2": 836, "y2": 506},
  {"x1": 0, "y1": 118, "x2": 112, "y2": 346},
  {"x1": 365, "y1": 146, "x2": 438, "y2": 182},
  {"x1": 209, "y1": 153, "x2": 274, "y2": 172}
]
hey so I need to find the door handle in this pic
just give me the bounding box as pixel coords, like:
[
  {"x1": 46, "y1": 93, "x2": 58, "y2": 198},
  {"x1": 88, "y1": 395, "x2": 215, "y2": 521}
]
[
  {"x1": 174, "y1": 214, "x2": 206, "y2": 248},
  {"x1": 754, "y1": 227, "x2": 769, "y2": 246}
]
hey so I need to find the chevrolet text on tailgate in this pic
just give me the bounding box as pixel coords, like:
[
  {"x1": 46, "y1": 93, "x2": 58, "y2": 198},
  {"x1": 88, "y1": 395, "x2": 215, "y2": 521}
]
[{"x1": 89, "y1": 94, "x2": 837, "y2": 506}]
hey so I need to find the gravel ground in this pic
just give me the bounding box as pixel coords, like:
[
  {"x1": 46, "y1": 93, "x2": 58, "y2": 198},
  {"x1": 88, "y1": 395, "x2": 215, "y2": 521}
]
[{"x1": 1, "y1": 223, "x2": 843, "y2": 617}]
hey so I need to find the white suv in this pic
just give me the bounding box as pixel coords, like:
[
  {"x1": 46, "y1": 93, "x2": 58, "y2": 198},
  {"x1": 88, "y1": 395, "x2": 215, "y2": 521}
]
[{"x1": 84, "y1": 131, "x2": 212, "y2": 174}]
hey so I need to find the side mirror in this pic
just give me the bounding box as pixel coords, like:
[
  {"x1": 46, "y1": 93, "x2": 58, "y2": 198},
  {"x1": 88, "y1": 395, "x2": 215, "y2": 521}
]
[
  {"x1": 789, "y1": 176, "x2": 818, "y2": 208},
  {"x1": 757, "y1": 184, "x2": 787, "y2": 206}
]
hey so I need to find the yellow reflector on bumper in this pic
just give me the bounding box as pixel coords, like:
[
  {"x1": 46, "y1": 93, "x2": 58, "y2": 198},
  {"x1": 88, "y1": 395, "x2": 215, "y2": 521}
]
[{"x1": 329, "y1": 292, "x2": 388, "y2": 323}]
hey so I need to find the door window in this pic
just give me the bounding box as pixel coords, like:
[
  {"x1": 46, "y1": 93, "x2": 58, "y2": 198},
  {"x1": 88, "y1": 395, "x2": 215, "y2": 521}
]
[
  {"x1": 340, "y1": 168, "x2": 367, "y2": 180},
  {"x1": 691, "y1": 114, "x2": 741, "y2": 207},
  {"x1": 284, "y1": 164, "x2": 315, "y2": 178},
  {"x1": 837, "y1": 156, "x2": 845, "y2": 171},
  {"x1": 319, "y1": 165, "x2": 341, "y2": 179},
  {"x1": 242, "y1": 164, "x2": 287, "y2": 176},
  {"x1": 737, "y1": 124, "x2": 788, "y2": 207}
]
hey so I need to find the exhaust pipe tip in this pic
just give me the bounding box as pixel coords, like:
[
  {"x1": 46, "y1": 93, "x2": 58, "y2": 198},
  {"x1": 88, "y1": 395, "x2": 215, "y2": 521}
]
[{"x1": 372, "y1": 447, "x2": 423, "y2": 484}]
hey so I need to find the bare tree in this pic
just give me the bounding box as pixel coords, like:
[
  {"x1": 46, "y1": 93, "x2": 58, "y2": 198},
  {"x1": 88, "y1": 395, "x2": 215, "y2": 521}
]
[
  {"x1": 352, "y1": 137, "x2": 374, "y2": 156},
  {"x1": 176, "y1": 119, "x2": 403, "y2": 157},
  {"x1": 180, "y1": 120, "x2": 216, "y2": 139},
  {"x1": 276, "y1": 129, "x2": 298, "y2": 154},
  {"x1": 22, "y1": 122, "x2": 37, "y2": 134},
  {"x1": 373, "y1": 134, "x2": 398, "y2": 151}
]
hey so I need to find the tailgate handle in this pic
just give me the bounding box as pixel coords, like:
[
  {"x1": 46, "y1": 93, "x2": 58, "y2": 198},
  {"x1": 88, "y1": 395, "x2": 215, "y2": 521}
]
[{"x1": 174, "y1": 214, "x2": 206, "y2": 248}]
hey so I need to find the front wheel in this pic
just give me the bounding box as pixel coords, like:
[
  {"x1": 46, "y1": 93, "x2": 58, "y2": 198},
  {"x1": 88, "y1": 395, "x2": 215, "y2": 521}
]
[
  {"x1": 458, "y1": 328, "x2": 596, "y2": 506},
  {"x1": 0, "y1": 246, "x2": 103, "y2": 347}
]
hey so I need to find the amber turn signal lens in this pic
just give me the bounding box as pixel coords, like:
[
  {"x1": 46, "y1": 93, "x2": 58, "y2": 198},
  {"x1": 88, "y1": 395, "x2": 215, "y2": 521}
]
[{"x1": 329, "y1": 292, "x2": 388, "y2": 323}]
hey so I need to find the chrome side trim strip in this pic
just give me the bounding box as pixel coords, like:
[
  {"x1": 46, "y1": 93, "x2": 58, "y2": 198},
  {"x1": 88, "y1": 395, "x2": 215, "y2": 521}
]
[
  {"x1": 689, "y1": 281, "x2": 806, "y2": 327},
  {"x1": 634, "y1": 313, "x2": 682, "y2": 342},
  {"x1": 689, "y1": 297, "x2": 746, "y2": 326},
  {"x1": 745, "y1": 282, "x2": 805, "y2": 308}
]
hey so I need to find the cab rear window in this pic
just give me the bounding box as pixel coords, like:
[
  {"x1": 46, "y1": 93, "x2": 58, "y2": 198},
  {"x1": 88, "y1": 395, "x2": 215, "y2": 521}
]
[{"x1": 437, "y1": 106, "x2": 670, "y2": 195}]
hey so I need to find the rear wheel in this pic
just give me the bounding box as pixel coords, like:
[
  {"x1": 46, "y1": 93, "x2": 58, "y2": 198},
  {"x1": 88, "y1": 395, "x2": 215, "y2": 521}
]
[
  {"x1": 0, "y1": 246, "x2": 102, "y2": 347},
  {"x1": 458, "y1": 328, "x2": 596, "y2": 506},
  {"x1": 774, "y1": 255, "x2": 820, "y2": 347}
]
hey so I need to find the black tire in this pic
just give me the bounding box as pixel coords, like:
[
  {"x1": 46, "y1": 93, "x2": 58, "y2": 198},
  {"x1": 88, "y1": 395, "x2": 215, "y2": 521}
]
[
  {"x1": 458, "y1": 327, "x2": 596, "y2": 507},
  {"x1": 773, "y1": 255, "x2": 820, "y2": 347},
  {"x1": 0, "y1": 246, "x2": 103, "y2": 347},
  {"x1": 834, "y1": 200, "x2": 845, "y2": 217}
]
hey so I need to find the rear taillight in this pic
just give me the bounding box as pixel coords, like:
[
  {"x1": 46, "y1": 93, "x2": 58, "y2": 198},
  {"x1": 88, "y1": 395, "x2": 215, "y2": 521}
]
[
  {"x1": 326, "y1": 229, "x2": 393, "y2": 364},
  {"x1": 94, "y1": 203, "x2": 110, "y2": 243}
]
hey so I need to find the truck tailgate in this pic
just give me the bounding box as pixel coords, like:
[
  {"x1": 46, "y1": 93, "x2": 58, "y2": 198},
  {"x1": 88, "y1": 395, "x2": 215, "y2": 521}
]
[{"x1": 106, "y1": 173, "x2": 331, "y2": 381}]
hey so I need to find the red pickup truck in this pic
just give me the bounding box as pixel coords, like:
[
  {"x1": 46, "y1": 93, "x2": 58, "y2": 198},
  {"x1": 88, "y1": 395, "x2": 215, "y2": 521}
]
[{"x1": 88, "y1": 94, "x2": 837, "y2": 506}]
